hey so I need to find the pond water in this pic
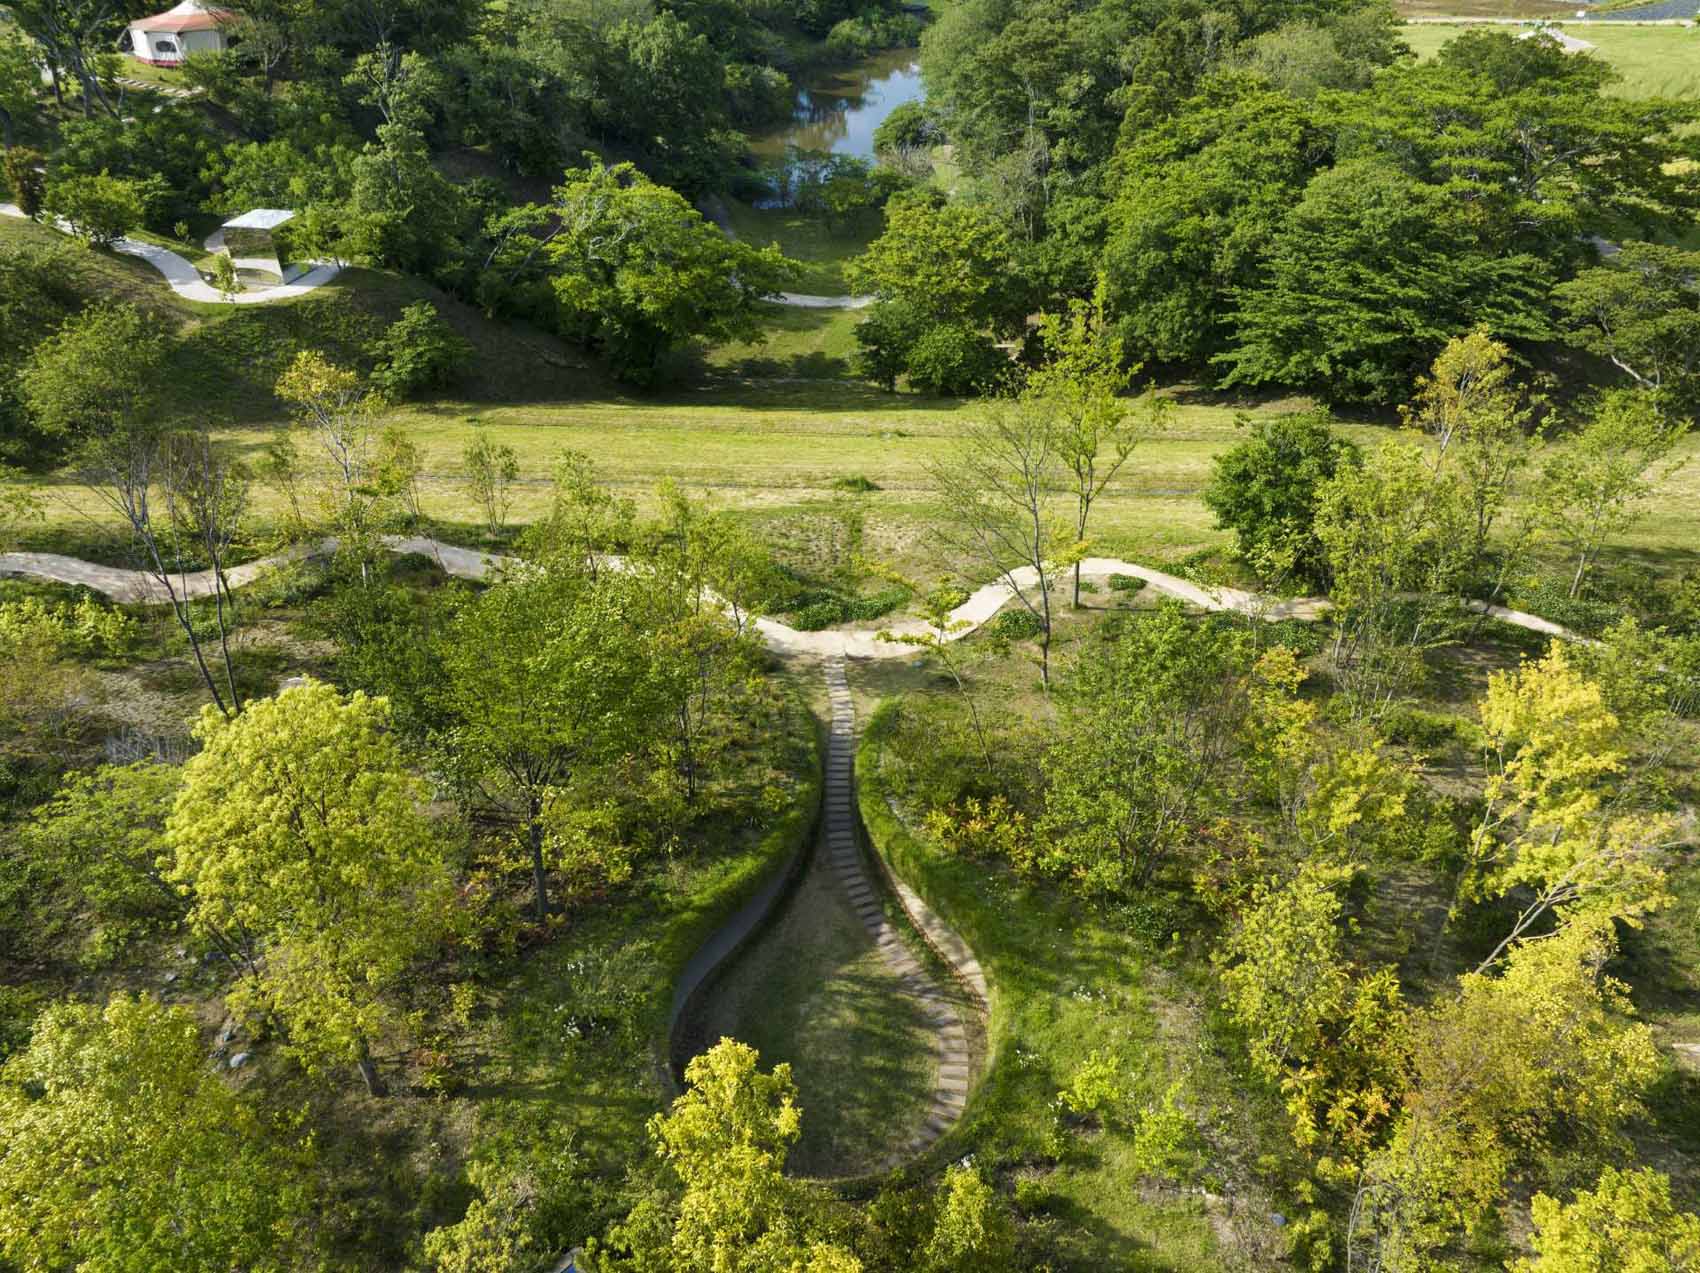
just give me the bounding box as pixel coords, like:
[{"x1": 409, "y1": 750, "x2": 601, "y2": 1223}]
[{"x1": 753, "y1": 47, "x2": 924, "y2": 162}]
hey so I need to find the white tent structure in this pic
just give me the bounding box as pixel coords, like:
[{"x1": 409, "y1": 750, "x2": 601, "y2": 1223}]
[{"x1": 123, "y1": 1, "x2": 233, "y2": 67}]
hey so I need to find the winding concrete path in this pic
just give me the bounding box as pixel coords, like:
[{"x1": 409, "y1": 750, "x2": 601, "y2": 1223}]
[
  {"x1": 770, "y1": 291, "x2": 875, "y2": 310},
  {"x1": 821, "y1": 660, "x2": 976, "y2": 1160},
  {"x1": 0, "y1": 537, "x2": 1585, "y2": 649},
  {"x1": 1, "y1": 204, "x2": 343, "y2": 304}
]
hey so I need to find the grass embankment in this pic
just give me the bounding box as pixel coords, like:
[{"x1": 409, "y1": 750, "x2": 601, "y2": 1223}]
[
  {"x1": 7, "y1": 215, "x2": 1700, "y2": 609},
  {"x1": 723, "y1": 202, "x2": 879, "y2": 295},
  {"x1": 854, "y1": 692, "x2": 1254, "y2": 1271}
]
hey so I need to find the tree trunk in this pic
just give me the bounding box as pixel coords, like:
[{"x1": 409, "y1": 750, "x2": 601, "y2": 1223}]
[
  {"x1": 355, "y1": 1034, "x2": 386, "y2": 1096},
  {"x1": 528, "y1": 805, "x2": 549, "y2": 924}
]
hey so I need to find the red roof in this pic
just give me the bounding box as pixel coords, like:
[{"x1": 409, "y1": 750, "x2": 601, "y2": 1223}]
[{"x1": 132, "y1": 4, "x2": 231, "y2": 32}]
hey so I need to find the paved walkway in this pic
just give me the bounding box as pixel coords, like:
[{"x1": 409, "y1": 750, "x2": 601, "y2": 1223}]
[
  {"x1": 0, "y1": 537, "x2": 1584, "y2": 649},
  {"x1": 821, "y1": 660, "x2": 976, "y2": 1160},
  {"x1": 770, "y1": 292, "x2": 875, "y2": 310},
  {"x1": 1, "y1": 204, "x2": 343, "y2": 304}
]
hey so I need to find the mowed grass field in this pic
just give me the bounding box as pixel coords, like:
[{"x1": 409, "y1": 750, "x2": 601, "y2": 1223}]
[
  {"x1": 6, "y1": 218, "x2": 1700, "y2": 592},
  {"x1": 1402, "y1": 21, "x2": 1700, "y2": 100}
]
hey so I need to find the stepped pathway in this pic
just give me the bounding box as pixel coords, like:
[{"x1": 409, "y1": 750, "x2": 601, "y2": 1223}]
[
  {"x1": 820, "y1": 659, "x2": 975, "y2": 1158},
  {"x1": 1, "y1": 204, "x2": 343, "y2": 304}
]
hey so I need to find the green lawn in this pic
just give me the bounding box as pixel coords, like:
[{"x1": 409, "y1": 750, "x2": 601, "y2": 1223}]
[{"x1": 1402, "y1": 21, "x2": 1700, "y2": 100}]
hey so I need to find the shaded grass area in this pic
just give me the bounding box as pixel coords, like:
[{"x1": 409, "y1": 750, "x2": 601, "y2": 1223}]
[
  {"x1": 722, "y1": 202, "x2": 879, "y2": 295},
  {"x1": 679, "y1": 844, "x2": 940, "y2": 1178},
  {"x1": 698, "y1": 303, "x2": 862, "y2": 382},
  {"x1": 854, "y1": 694, "x2": 1247, "y2": 1271}
]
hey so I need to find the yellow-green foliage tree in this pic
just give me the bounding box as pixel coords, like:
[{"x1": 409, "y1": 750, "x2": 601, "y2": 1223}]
[
  {"x1": 594, "y1": 1038, "x2": 862, "y2": 1272},
  {"x1": 1516, "y1": 1167, "x2": 1700, "y2": 1273},
  {"x1": 1464, "y1": 645, "x2": 1674, "y2": 970},
  {"x1": 168, "y1": 681, "x2": 456, "y2": 1095},
  {"x1": 0, "y1": 994, "x2": 316, "y2": 1271}
]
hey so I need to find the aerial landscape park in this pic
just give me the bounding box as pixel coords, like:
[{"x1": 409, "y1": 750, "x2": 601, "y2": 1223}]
[{"x1": 0, "y1": 0, "x2": 1698, "y2": 1265}]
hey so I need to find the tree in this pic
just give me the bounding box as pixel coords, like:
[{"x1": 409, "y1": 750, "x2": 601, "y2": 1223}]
[
  {"x1": 1541, "y1": 390, "x2": 1689, "y2": 599},
  {"x1": 923, "y1": 1164, "x2": 1014, "y2": 1273},
  {"x1": 849, "y1": 192, "x2": 1020, "y2": 330},
  {"x1": 343, "y1": 122, "x2": 467, "y2": 275},
  {"x1": 209, "y1": 249, "x2": 240, "y2": 301},
  {"x1": 437, "y1": 563, "x2": 652, "y2": 923},
  {"x1": 0, "y1": 41, "x2": 37, "y2": 150},
  {"x1": 1350, "y1": 916, "x2": 1662, "y2": 1270},
  {"x1": 522, "y1": 449, "x2": 635, "y2": 582},
  {"x1": 0, "y1": 0, "x2": 129, "y2": 119},
  {"x1": 1217, "y1": 159, "x2": 1554, "y2": 406},
  {"x1": 1314, "y1": 441, "x2": 1471, "y2": 715},
  {"x1": 1556, "y1": 242, "x2": 1700, "y2": 418},
  {"x1": 1028, "y1": 287, "x2": 1171, "y2": 606},
  {"x1": 928, "y1": 397, "x2": 1068, "y2": 688},
  {"x1": 1461, "y1": 645, "x2": 1674, "y2": 971},
  {"x1": 1201, "y1": 410, "x2": 1359, "y2": 587},
  {"x1": 1040, "y1": 604, "x2": 1253, "y2": 890},
  {"x1": 542, "y1": 158, "x2": 794, "y2": 384},
  {"x1": 596, "y1": 1038, "x2": 862, "y2": 1272},
  {"x1": 370, "y1": 301, "x2": 472, "y2": 398},
  {"x1": 23, "y1": 305, "x2": 245, "y2": 714},
  {"x1": 168, "y1": 682, "x2": 456, "y2": 1094},
  {"x1": 2, "y1": 145, "x2": 45, "y2": 216},
  {"x1": 42, "y1": 170, "x2": 146, "y2": 246},
  {"x1": 1517, "y1": 1167, "x2": 1700, "y2": 1273},
  {"x1": 0, "y1": 994, "x2": 316, "y2": 1271},
  {"x1": 464, "y1": 427, "x2": 519, "y2": 534}
]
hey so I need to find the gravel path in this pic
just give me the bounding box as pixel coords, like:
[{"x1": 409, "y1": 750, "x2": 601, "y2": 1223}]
[
  {"x1": 1, "y1": 204, "x2": 343, "y2": 304},
  {"x1": 0, "y1": 537, "x2": 1583, "y2": 648}
]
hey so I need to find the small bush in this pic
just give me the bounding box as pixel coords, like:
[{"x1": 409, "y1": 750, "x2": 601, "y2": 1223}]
[
  {"x1": 989, "y1": 608, "x2": 1043, "y2": 641},
  {"x1": 847, "y1": 585, "x2": 908, "y2": 622},
  {"x1": 369, "y1": 301, "x2": 472, "y2": 398},
  {"x1": 2, "y1": 148, "x2": 46, "y2": 218},
  {"x1": 831, "y1": 474, "x2": 880, "y2": 493},
  {"x1": 792, "y1": 599, "x2": 850, "y2": 631},
  {"x1": 1057, "y1": 1049, "x2": 1126, "y2": 1119},
  {"x1": 1505, "y1": 578, "x2": 1624, "y2": 638},
  {"x1": 1107, "y1": 574, "x2": 1147, "y2": 593},
  {"x1": 1380, "y1": 705, "x2": 1474, "y2": 754}
]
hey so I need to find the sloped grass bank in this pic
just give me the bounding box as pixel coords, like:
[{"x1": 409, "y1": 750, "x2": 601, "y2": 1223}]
[{"x1": 855, "y1": 696, "x2": 1236, "y2": 1271}]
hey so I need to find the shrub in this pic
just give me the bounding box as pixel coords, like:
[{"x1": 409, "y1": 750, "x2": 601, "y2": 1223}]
[
  {"x1": 2, "y1": 148, "x2": 46, "y2": 218},
  {"x1": 847, "y1": 585, "x2": 908, "y2": 621},
  {"x1": 989, "y1": 608, "x2": 1042, "y2": 641},
  {"x1": 830, "y1": 474, "x2": 880, "y2": 493},
  {"x1": 1201, "y1": 411, "x2": 1360, "y2": 587},
  {"x1": 1379, "y1": 705, "x2": 1474, "y2": 754},
  {"x1": 825, "y1": 11, "x2": 922, "y2": 58},
  {"x1": 792, "y1": 599, "x2": 850, "y2": 631},
  {"x1": 1057, "y1": 1049, "x2": 1126, "y2": 1119},
  {"x1": 42, "y1": 173, "x2": 149, "y2": 247},
  {"x1": 369, "y1": 301, "x2": 472, "y2": 398},
  {"x1": 905, "y1": 323, "x2": 1007, "y2": 397},
  {"x1": 1107, "y1": 573, "x2": 1147, "y2": 593},
  {"x1": 921, "y1": 795, "x2": 1034, "y2": 870},
  {"x1": 1504, "y1": 578, "x2": 1624, "y2": 638},
  {"x1": 853, "y1": 299, "x2": 926, "y2": 391}
]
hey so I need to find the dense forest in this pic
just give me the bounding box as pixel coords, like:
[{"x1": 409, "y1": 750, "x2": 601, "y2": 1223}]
[{"x1": 1, "y1": 0, "x2": 1699, "y2": 1266}]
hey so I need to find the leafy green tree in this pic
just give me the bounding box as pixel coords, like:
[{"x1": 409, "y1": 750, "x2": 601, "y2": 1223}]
[
  {"x1": 18, "y1": 301, "x2": 160, "y2": 441},
  {"x1": 1540, "y1": 390, "x2": 1690, "y2": 599},
  {"x1": 1314, "y1": 441, "x2": 1471, "y2": 714},
  {"x1": 849, "y1": 192, "x2": 1020, "y2": 330},
  {"x1": 1517, "y1": 1167, "x2": 1700, "y2": 1273},
  {"x1": 344, "y1": 122, "x2": 468, "y2": 275},
  {"x1": 1217, "y1": 158, "x2": 1553, "y2": 405},
  {"x1": 594, "y1": 1038, "x2": 861, "y2": 1272},
  {"x1": 2, "y1": 144, "x2": 45, "y2": 215},
  {"x1": 903, "y1": 322, "x2": 1007, "y2": 398},
  {"x1": 1201, "y1": 410, "x2": 1359, "y2": 586},
  {"x1": 541, "y1": 159, "x2": 794, "y2": 384},
  {"x1": 1556, "y1": 243, "x2": 1700, "y2": 417},
  {"x1": 41, "y1": 169, "x2": 146, "y2": 246},
  {"x1": 1029, "y1": 287, "x2": 1171, "y2": 605},
  {"x1": 464, "y1": 427, "x2": 519, "y2": 534},
  {"x1": 168, "y1": 682, "x2": 456, "y2": 1094},
  {"x1": 0, "y1": 993, "x2": 317, "y2": 1271},
  {"x1": 22, "y1": 761, "x2": 190, "y2": 961},
  {"x1": 923, "y1": 1164, "x2": 1014, "y2": 1273},
  {"x1": 370, "y1": 300, "x2": 472, "y2": 398},
  {"x1": 0, "y1": 42, "x2": 37, "y2": 150},
  {"x1": 51, "y1": 109, "x2": 211, "y2": 228},
  {"x1": 522, "y1": 449, "x2": 635, "y2": 582},
  {"x1": 1040, "y1": 603, "x2": 1253, "y2": 890},
  {"x1": 437, "y1": 563, "x2": 653, "y2": 922},
  {"x1": 1103, "y1": 81, "x2": 1328, "y2": 368},
  {"x1": 0, "y1": 0, "x2": 128, "y2": 119},
  {"x1": 1462, "y1": 645, "x2": 1673, "y2": 971}
]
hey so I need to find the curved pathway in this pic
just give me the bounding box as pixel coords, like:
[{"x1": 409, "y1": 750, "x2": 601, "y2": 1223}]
[
  {"x1": 821, "y1": 660, "x2": 974, "y2": 1160},
  {"x1": 0, "y1": 537, "x2": 1586, "y2": 649},
  {"x1": 770, "y1": 291, "x2": 875, "y2": 310},
  {"x1": 1, "y1": 204, "x2": 343, "y2": 304}
]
